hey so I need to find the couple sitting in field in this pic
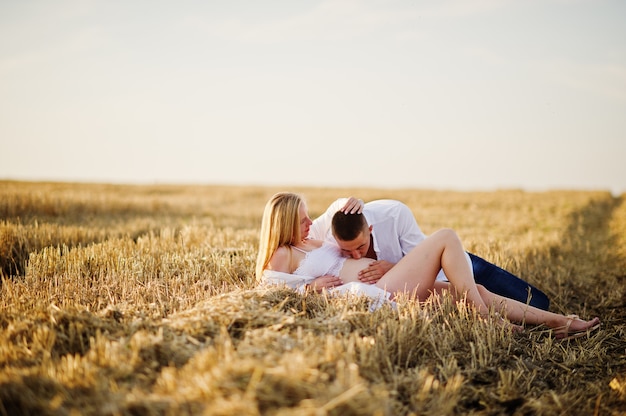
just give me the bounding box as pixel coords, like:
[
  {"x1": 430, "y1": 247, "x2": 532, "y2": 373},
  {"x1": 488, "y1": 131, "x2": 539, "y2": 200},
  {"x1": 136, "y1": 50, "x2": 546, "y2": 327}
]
[{"x1": 255, "y1": 192, "x2": 601, "y2": 340}]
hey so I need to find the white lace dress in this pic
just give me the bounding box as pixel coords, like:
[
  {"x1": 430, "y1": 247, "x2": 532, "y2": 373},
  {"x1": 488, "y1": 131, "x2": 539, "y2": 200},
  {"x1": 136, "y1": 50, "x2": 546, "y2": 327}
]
[
  {"x1": 262, "y1": 243, "x2": 393, "y2": 311},
  {"x1": 292, "y1": 243, "x2": 346, "y2": 278}
]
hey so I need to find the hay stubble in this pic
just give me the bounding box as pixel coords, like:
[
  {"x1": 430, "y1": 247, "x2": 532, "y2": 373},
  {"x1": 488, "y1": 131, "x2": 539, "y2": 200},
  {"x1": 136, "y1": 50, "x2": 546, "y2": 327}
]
[{"x1": 1, "y1": 181, "x2": 624, "y2": 415}]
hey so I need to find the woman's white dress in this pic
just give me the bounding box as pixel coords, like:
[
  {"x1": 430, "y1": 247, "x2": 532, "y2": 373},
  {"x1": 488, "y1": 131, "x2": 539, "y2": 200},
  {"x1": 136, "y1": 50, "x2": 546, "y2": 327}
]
[{"x1": 262, "y1": 243, "x2": 392, "y2": 311}]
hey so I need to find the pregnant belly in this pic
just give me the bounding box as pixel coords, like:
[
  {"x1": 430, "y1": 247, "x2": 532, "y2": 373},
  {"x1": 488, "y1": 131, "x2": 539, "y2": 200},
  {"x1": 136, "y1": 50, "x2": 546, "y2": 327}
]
[{"x1": 339, "y1": 258, "x2": 376, "y2": 283}]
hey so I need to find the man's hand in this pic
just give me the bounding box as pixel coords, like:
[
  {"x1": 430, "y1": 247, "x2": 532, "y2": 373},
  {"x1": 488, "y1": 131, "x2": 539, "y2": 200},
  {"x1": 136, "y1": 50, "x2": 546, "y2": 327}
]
[
  {"x1": 339, "y1": 197, "x2": 364, "y2": 214},
  {"x1": 358, "y1": 260, "x2": 394, "y2": 284},
  {"x1": 309, "y1": 275, "x2": 343, "y2": 292}
]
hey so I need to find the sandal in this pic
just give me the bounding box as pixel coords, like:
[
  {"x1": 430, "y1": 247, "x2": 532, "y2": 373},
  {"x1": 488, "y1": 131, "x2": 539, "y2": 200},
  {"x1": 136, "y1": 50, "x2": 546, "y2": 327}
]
[{"x1": 553, "y1": 315, "x2": 601, "y2": 340}]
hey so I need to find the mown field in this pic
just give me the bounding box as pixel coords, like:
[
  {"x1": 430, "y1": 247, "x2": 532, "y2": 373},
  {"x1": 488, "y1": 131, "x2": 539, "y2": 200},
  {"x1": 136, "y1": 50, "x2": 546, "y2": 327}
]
[{"x1": 1, "y1": 180, "x2": 625, "y2": 415}]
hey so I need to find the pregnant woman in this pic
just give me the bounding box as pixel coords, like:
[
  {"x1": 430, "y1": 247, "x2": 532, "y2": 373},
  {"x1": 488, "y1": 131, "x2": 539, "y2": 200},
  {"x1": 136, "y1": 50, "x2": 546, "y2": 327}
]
[{"x1": 255, "y1": 192, "x2": 601, "y2": 340}]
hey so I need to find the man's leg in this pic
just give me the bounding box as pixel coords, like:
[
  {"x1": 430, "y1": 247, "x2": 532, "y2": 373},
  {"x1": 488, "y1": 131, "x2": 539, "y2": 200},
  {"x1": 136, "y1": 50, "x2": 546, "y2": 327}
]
[{"x1": 467, "y1": 252, "x2": 550, "y2": 310}]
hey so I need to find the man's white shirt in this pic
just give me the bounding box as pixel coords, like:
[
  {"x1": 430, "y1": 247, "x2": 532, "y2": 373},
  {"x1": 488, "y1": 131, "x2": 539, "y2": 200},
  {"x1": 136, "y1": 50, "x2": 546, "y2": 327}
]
[{"x1": 310, "y1": 198, "x2": 472, "y2": 282}]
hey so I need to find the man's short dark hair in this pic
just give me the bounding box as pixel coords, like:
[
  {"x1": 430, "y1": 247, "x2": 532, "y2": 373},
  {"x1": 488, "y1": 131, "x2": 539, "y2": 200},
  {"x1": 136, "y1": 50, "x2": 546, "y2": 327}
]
[{"x1": 332, "y1": 211, "x2": 368, "y2": 241}]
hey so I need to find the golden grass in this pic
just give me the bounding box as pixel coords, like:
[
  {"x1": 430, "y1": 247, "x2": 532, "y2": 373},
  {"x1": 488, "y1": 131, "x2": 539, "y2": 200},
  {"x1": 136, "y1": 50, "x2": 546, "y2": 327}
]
[{"x1": 0, "y1": 180, "x2": 624, "y2": 415}]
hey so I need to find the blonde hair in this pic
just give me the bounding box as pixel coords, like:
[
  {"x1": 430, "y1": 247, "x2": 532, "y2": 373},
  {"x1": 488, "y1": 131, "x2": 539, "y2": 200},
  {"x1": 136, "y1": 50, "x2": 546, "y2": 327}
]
[{"x1": 255, "y1": 192, "x2": 305, "y2": 281}]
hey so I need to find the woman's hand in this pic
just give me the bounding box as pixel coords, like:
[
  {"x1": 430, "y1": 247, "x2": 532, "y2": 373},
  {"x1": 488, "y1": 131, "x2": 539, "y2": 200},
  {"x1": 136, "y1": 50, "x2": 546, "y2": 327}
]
[
  {"x1": 340, "y1": 197, "x2": 364, "y2": 214},
  {"x1": 308, "y1": 275, "x2": 343, "y2": 292},
  {"x1": 358, "y1": 260, "x2": 394, "y2": 284}
]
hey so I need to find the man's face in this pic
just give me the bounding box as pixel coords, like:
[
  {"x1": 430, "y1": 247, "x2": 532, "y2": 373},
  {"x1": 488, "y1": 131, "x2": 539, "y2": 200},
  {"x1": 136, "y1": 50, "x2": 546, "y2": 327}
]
[{"x1": 336, "y1": 225, "x2": 373, "y2": 259}]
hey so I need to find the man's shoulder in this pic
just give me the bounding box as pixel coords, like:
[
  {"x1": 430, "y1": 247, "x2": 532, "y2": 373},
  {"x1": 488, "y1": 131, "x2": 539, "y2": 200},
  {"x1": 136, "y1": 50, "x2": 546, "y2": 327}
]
[
  {"x1": 364, "y1": 199, "x2": 410, "y2": 212},
  {"x1": 364, "y1": 200, "x2": 413, "y2": 220}
]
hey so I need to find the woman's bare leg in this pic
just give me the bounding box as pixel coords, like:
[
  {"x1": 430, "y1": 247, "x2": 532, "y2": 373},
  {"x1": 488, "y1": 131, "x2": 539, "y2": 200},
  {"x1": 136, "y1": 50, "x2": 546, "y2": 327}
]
[
  {"x1": 375, "y1": 228, "x2": 600, "y2": 334},
  {"x1": 432, "y1": 281, "x2": 524, "y2": 332},
  {"x1": 433, "y1": 282, "x2": 599, "y2": 333},
  {"x1": 375, "y1": 228, "x2": 491, "y2": 314},
  {"x1": 475, "y1": 285, "x2": 600, "y2": 332}
]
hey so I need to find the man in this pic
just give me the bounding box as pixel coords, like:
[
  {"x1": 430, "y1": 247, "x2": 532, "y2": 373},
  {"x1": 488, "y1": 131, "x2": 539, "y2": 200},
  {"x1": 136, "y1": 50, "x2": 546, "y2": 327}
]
[{"x1": 309, "y1": 198, "x2": 550, "y2": 310}]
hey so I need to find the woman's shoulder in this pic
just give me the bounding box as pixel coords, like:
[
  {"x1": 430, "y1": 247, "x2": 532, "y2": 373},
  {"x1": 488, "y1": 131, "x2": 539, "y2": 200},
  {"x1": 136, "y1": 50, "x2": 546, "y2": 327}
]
[{"x1": 268, "y1": 246, "x2": 294, "y2": 273}]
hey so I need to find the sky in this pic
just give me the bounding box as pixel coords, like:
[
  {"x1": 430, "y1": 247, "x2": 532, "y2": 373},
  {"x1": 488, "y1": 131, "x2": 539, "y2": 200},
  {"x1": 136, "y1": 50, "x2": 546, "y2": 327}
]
[{"x1": 1, "y1": 0, "x2": 625, "y2": 195}]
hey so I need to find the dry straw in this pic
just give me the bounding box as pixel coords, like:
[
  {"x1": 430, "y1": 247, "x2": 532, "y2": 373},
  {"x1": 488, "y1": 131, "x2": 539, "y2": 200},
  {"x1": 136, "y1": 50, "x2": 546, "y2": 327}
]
[{"x1": 0, "y1": 181, "x2": 624, "y2": 415}]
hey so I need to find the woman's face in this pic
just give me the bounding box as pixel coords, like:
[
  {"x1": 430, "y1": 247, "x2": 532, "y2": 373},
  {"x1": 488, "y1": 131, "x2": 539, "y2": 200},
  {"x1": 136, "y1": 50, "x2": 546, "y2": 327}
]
[{"x1": 298, "y1": 202, "x2": 313, "y2": 240}]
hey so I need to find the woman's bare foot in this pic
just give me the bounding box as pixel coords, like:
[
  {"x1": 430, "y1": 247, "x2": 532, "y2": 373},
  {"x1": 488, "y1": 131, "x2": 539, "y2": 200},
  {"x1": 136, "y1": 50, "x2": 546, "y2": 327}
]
[{"x1": 554, "y1": 315, "x2": 601, "y2": 340}]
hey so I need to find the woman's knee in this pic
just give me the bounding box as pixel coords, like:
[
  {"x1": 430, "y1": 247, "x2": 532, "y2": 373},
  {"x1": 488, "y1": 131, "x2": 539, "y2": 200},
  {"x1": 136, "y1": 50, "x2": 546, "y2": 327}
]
[{"x1": 432, "y1": 228, "x2": 461, "y2": 244}]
